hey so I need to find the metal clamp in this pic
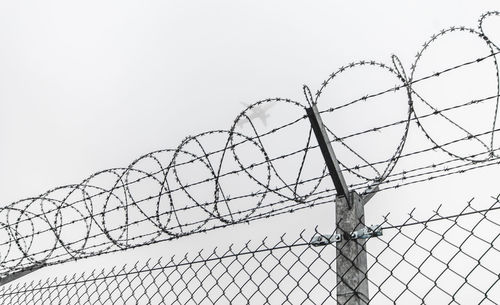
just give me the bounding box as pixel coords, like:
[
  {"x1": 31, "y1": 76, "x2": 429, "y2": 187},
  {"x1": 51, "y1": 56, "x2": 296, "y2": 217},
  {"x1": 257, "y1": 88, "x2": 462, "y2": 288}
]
[
  {"x1": 311, "y1": 233, "x2": 342, "y2": 247},
  {"x1": 350, "y1": 225, "x2": 383, "y2": 240},
  {"x1": 311, "y1": 225, "x2": 382, "y2": 246}
]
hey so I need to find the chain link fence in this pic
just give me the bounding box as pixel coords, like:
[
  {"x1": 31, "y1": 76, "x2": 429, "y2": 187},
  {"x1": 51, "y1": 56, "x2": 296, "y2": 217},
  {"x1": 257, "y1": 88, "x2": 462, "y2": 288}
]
[{"x1": 0, "y1": 197, "x2": 498, "y2": 304}]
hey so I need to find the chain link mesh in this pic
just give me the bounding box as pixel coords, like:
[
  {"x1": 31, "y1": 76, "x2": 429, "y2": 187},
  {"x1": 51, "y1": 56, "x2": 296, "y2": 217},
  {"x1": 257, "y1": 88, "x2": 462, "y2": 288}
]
[{"x1": 0, "y1": 197, "x2": 498, "y2": 304}]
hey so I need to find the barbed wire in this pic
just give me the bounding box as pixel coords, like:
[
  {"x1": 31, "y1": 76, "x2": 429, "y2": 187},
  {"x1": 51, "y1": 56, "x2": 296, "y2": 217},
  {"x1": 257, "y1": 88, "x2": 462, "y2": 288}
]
[
  {"x1": 0, "y1": 129, "x2": 498, "y2": 278},
  {"x1": 2, "y1": 148, "x2": 498, "y2": 278},
  {"x1": 3, "y1": 91, "x2": 497, "y2": 241},
  {"x1": 1, "y1": 90, "x2": 497, "y2": 238},
  {"x1": 0, "y1": 10, "x2": 499, "y2": 278}
]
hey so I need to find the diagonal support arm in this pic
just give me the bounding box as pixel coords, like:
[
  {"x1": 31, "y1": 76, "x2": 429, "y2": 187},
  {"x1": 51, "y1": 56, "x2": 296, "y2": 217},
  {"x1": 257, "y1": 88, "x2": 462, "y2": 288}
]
[
  {"x1": 0, "y1": 266, "x2": 42, "y2": 287},
  {"x1": 306, "y1": 103, "x2": 351, "y2": 207}
]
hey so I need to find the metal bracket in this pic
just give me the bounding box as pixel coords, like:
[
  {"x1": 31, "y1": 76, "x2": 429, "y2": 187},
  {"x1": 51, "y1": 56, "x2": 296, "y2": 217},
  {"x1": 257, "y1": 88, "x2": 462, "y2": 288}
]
[
  {"x1": 311, "y1": 233, "x2": 342, "y2": 247},
  {"x1": 311, "y1": 225, "x2": 382, "y2": 246},
  {"x1": 350, "y1": 225, "x2": 383, "y2": 240}
]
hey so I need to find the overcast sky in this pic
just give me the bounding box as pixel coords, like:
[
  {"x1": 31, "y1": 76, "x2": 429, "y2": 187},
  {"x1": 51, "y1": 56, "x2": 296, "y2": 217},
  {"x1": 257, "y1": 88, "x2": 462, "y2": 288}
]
[{"x1": 0, "y1": 0, "x2": 499, "y2": 285}]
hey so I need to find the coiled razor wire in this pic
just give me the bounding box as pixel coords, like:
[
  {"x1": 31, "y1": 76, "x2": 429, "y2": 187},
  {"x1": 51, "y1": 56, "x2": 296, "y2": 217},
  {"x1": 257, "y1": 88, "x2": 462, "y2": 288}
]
[{"x1": 0, "y1": 11, "x2": 499, "y2": 277}]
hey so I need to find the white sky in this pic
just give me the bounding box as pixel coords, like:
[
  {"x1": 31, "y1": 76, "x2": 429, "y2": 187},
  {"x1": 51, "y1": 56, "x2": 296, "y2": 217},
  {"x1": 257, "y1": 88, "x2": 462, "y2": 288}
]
[{"x1": 0, "y1": 0, "x2": 499, "y2": 286}]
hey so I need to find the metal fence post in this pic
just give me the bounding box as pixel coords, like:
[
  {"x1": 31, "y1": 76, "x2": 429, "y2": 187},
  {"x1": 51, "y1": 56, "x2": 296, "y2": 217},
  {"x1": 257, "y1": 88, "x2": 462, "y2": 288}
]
[
  {"x1": 336, "y1": 192, "x2": 369, "y2": 305},
  {"x1": 306, "y1": 100, "x2": 371, "y2": 304}
]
